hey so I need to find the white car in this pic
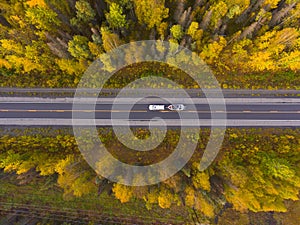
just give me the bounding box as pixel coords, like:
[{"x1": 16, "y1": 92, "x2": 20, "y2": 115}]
[
  {"x1": 148, "y1": 105, "x2": 165, "y2": 111},
  {"x1": 167, "y1": 104, "x2": 185, "y2": 111}
]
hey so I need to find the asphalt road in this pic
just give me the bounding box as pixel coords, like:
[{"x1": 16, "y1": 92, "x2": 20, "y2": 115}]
[{"x1": 1, "y1": 102, "x2": 300, "y2": 121}]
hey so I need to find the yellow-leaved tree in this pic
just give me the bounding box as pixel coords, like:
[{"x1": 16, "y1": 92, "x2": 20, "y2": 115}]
[
  {"x1": 133, "y1": 0, "x2": 169, "y2": 29},
  {"x1": 112, "y1": 183, "x2": 133, "y2": 203}
]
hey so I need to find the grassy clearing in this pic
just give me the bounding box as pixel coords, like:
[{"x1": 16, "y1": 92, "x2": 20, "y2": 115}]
[{"x1": 0, "y1": 174, "x2": 190, "y2": 224}]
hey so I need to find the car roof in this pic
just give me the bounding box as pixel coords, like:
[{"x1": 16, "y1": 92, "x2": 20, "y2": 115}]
[{"x1": 149, "y1": 105, "x2": 164, "y2": 109}]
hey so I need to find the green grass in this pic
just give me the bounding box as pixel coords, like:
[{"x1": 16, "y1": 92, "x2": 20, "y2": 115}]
[{"x1": 0, "y1": 175, "x2": 190, "y2": 224}]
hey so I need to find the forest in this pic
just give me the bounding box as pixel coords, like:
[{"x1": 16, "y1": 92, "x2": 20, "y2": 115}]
[
  {"x1": 0, "y1": 0, "x2": 299, "y2": 88},
  {"x1": 0, "y1": 127, "x2": 300, "y2": 224},
  {"x1": 0, "y1": 0, "x2": 300, "y2": 224}
]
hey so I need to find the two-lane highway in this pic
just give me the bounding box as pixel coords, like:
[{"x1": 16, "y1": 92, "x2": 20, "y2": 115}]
[
  {"x1": 1, "y1": 102, "x2": 300, "y2": 120},
  {"x1": 0, "y1": 97, "x2": 300, "y2": 126}
]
